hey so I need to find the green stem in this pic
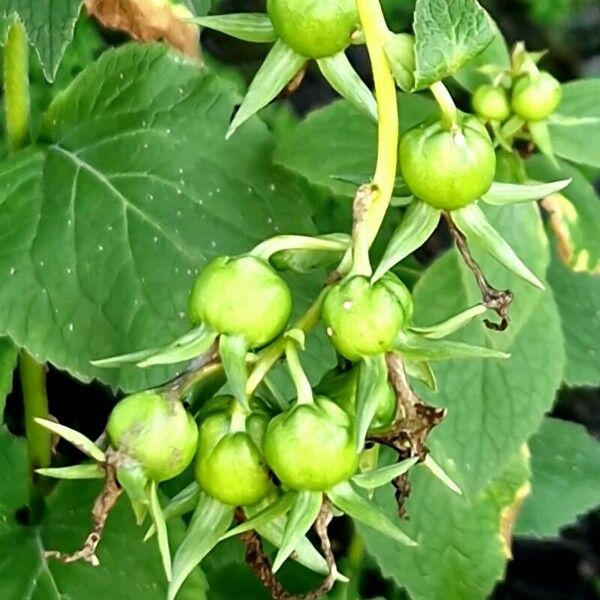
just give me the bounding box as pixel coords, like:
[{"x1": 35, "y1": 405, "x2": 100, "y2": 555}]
[
  {"x1": 3, "y1": 20, "x2": 30, "y2": 153},
  {"x1": 285, "y1": 342, "x2": 313, "y2": 405},
  {"x1": 430, "y1": 81, "x2": 458, "y2": 129},
  {"x1": 20, "y1": 351, "x2": 51, "y2": 518}
]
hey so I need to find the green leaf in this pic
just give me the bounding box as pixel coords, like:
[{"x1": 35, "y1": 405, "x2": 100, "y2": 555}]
[
  {"x1": 272, "y1": 491, "x2": 322, "y2": 573},
  {"x1": 410, "y1": 304, "x2": 486, "y2": 339},
  {"x1": 0, "y1": 44, "x2": 319, "y2": 393},
  {"x1": 529, "y1": 120, "x2": 557, "y2": 166},
  {"x1": 1, "y1": 0, "x2": 82, "y2": 80},
  {"x1": 35, "y1": 418, "x2": 106, "y2": 462},
  {"x1": 219, "y1": 334, "x2": 249, "y2": 411},
  {"x1": 227, "y1": 40, "x2": 306, "y2": 138},
  {"x1": 317, "y1": 52, "x2": 377, "y2": 122},
  {"x1": 547, "y1": 255, "x2": 600, "y2": 387},
  {"x1": 412, "y1": 0, "x2": 495, "y2": 89},
  {"x1": 274, "y1": 96, "x2": 438, "y2": 197},
  {"x1": 191, "y1": 13, "x2": 277, "y2": 43},
  {"x1": 0, "y1": 337, "x2": 17, "y2": 414},
  {"x1": 37, "y1": 463, "x2": 105, "y2": 479},
  {"x1": 404, "y1": 359, "x2": 437, "y2": 390},
  {"x1": 373, "y1": 201, "x2": 441, "y2": 281},
  {"x1": 169, "y1": 493, "x2": 234, "y2": 600},
  {"x1": 352, "y1": 457, "x2": 419, "y2": 489},
  {"x1": 548, "y1": 79, "x2": 600, "y2": 168},
  {"x1": 149, "y1": 481, "x2": 172, "y2": 581},
  {"x1": 527, "y1": 156, "x2": 600, "y2": 274},
  {"x1": 146, "y1": 481, "x2": 200, "y2": 541},
  {"x1": 358, "y1": 450, "x2": 530, "y2": 600},
  {"x1": 452, "y1": 204, "x2": 545, "y2": 289},
  {"x1": 482, "y1": 179, "x2": 571, "y2": 206},
  {"x1": 328, "y1": 481, "x2": 416, "y2": 547},
  {"x1": 516, "y1": 418, "x2": 600, "y2": 538},
  {"x1": 413, "y1": 202, "x2": 564, "y2": 497},
  {"x1": 355, "y1": 354, "x2": 389, "y2": 450},
  {"x1": 0, "y1": 427, "x2": 207, "y2": 600},
  {"x1": 394, "y1": 331, "x2": 510, "y2": 361}
]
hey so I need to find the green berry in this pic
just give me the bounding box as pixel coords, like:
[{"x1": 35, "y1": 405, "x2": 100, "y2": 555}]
[
  {"x1": 264, "y1": 396, "x2": 358, "y2": 491},
  {"x1": 511, "y1": 71, "x2": 562, "y2": 121},
  {"x1": 267, "y1": 0, "x2": 359, "y2": 59},
  {"x1": 188, "y1": 255, "x2": 292, "y2": 348},
  {"x1": 400, "y1": 114, "x2": 496, "y2": 209},
  {"x1": 472, "y1": 84, "x2": 511, "y2": 121},
  {"x1": 195, "y1": 398, "x2": 272, "y2": 506},
  {"x1": 107, "y1": 392, "x2": 198, "y2": 482},
  {"x1": 322, "y1": 274, "x2": 412, "y2": 361}
]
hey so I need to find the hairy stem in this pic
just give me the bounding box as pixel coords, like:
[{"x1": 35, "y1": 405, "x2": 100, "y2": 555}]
[
  {"x1": 352, "y1": 0, "x2": 398, "y2": 267},
  {"x1": 19, "y1": 352, "x2": 52, "y2": 518},
  {"x1": 3, "y1": 20, "x2": 30, "y2": 153}
]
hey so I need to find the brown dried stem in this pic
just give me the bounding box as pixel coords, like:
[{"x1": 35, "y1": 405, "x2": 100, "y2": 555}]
[
  {"x1": 238, "y1": 500, "x2": 339, "y2": 600},
  {"x1": 443, "y1": 212, "x2": 513, "y2": 331},
  {"x1": 45, "y1": 460, "x2": 122, "y2": 566}
]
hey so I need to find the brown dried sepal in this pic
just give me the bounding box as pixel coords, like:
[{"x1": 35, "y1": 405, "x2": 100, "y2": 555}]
[{"x1": 86, "y1": 0, "x2": 200, "y2": 60}]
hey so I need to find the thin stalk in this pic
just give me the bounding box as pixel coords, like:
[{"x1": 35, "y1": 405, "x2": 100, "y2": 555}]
[
  {"x1": 20, "y1": 352, "x2": 51, "y2": 519},
  {"x1": 430, "y1": 80, "x2": 458, "y2": 129},
  {"x1": 353, "y1": 0, "x2": 398, "y2": 256},
  {"x1": 285, "y1": 342, "x2": 313, "y2": 405},
  {"x1": 4, "y1": 20, "x2": 30, "y2": 152}
]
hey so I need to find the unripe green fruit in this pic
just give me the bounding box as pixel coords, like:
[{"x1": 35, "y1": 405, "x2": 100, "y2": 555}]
[
  {"x1": 195, "y1": 400, "x2": 272, "y2": 506},
  {"x1": 322, "y1": 274, "x2": 412, "y2": 361},
  {"x1": 511, "y1": 71, "x2": 562, "y2": 121},
  {"x1": 267, "y1": 0, "x2": 359, "y2": 59},
  {"x1": 107, "y1": 392, "x2": 198, "y2": 482},
  {"x1": 400, "y1": 115, "x2": 496, "y2": 210},
  {"x1": 188, "y1": 255, "x2": 292, "y2": 348},
  {"x1": 472, "y1": 84, "x2": 511, "y2": 121},
  {"x1": 264, "y1": 396, "x2": 358, "y2": 491},
  {"x1": 316, "y1": 366, "x2": 395, "y2": 433}
]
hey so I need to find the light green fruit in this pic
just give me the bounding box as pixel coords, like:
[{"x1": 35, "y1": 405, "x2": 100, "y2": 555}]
[
  {"x1": 472, "y1": 84, "x2": 511, "y2": 121},
  {"x1": 322, "y1": 274, "x2": 412, "y2": 361},
  {"x1": 400, "y1": 114, "x2": 496, "y2": 209},
  {"x1": 107, "y1": 392, "x2": 198, "y2": 482},
  {"x1": 267, "y1": 0, "x2": 359, "y2": 59},
  {"x1": 264, "y1": 396, "x2": 358, "y2": 491},
  {"x1": 511, "y1": 71, "x2": 562, "y2": 121},
  {"x1": 188, "y1": 255, "x2": 292, "y2": 348},
  {"x1": 195, "y1": 399, "x2": 272, "y2": 506}
]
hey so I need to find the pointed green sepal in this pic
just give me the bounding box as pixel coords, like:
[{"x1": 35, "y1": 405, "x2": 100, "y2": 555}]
[
  {"x1": 394, "y1": 331, "x2": 510, "y2": 362},
  {"x1": 404, "y1": 359, "x2": 437, "y2": 390},
  {"x1": 190, "y1": 13, "x2": 277, "y2": 43},
  {"x1": 219, "y1": 333, "x2": 250, "y2": 411},
  {"x1": 529, "y1": 119, "x2": 558, "y2": 167},
  {"x1": 410, "y1": 304, "x2": 487, "y2": 339},
  {"x1": 272, "y1": 490, "x2": 322, "y2": 573},
  {"x1": 422, "y1": 455, "x2": 462, "y2": 496},
  {"x1": 355, "y1": 354, "x2": 390, "y2": 451},
  {"x1": 451, "y1": 205, "x2": 545, "y2": 289},
  {"x1": 227, "y1": 40, "x2": 306, "y2": 138},
  {"x1": 168, "y1": 493, "x2": 234, "y2": 600},
  {"x1": 327, "y1": 481, "x2": 416, "y2": 546},
  {"x1": 149, "y1": 481, "x2": 172, "y2": 581},
  {"x1": 317, "y1": 52, "x2": 377, "y2": 122},
  {"x1": 482, "y1": 179, "x2": 571, "y2": 206},
  {"x1": 36, "y1": 463, "x2": 105, "y2": 480},
  {"x1": 373, "y1": 201, "x2": 441, "y2": 281},
  {"x1": 221, "y1": 493, "x2": 294, "y2": 540},
  {"x1": 352, "y1": 457, "x2": 419, "y2": 489},
  {"x1": 34, "y1": 418, "x2": 106, "y2": 462},
  {"x1": 384, "y1": 33, "x2": 416, "y2": 92},
  {"x1": 117, "y1": 462, "x2": 149, "y2": 525}
]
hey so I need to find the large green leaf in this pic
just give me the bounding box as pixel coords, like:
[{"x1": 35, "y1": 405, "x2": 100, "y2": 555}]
[
  {"x1": 549, "y1": 79, "x2": 600, "y2": 169},
  {"x1": 547, "y1": 255, "x2": 600, "y2": 387},
  {"x1": 274, "y1": 96, "x2": 437, "y2": 197},
  {"x1": 0, "y1": 337, "x2": 17, "y2": 414},
  {"x1": 412, "y1": 203, "x2": 564, "y2": 497},
  {"x1": 412, "y1": 0, "x2": 495, "y2": 89},
  {"x1": 1, "y1": 0, "x2": 82, "y2": 81},
  {"x1": 0, "y1": 427, "x2": 206, "y2": 599},
  {"x1": 0, "y1": 44, "x2": 320, "y2": 392},
  {"x1": 527, "y1": 155, "x2": 600, "y2": 274},
  {"x1": 358, "y1": 451, "x2": 530, "y2": 600},
  {"x1": 516, "y1": 418, "x2": 600, "y2": 537}
]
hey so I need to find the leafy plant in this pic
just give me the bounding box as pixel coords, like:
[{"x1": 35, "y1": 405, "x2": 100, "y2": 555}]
[{"x1": 0, "y1": 1, "x2": 599, "y2": 599}]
